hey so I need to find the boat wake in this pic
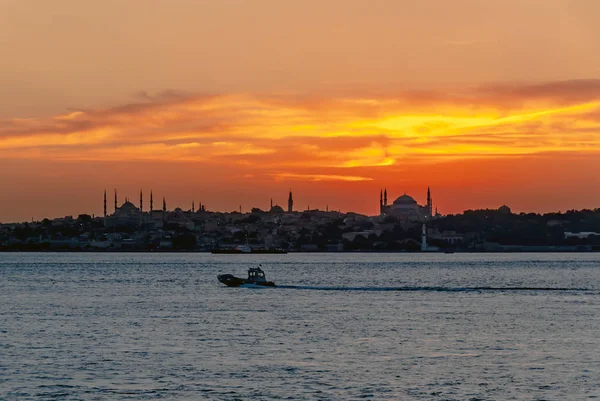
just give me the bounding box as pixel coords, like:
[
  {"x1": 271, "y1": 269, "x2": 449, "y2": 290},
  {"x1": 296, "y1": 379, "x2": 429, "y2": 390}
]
[{"x1": 275, "y1": 285, "x2": 597, "y2": 293}]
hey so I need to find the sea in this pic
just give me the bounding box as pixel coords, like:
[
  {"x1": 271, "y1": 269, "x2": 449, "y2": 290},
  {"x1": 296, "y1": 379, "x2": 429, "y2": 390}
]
[{"x1": 1, "y1": 252, "x2": 599, "y2": 400}]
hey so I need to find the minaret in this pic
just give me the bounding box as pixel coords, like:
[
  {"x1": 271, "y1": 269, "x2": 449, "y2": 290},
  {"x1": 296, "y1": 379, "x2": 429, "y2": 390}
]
[
  {"x1": 427, "y1": 186, "x2": 432, "y2": 218},
  {"x1": 150, "y1": 190, "x2": 153, "y2": 211},
  {"x1": 384, "y1": 188, "x2": 388, "y2": 206},
  {"x1": 288, "y1": 190, "x2": 293, "y2": 213},
  {"x1": 103, "y1": 190, "x2": 107, "y2": 217},
  {"x1": 270, "y1": 198, "x2": 273, "y2": 209},
  {"x1": 379, "y1": 189, "x2": 383, "y2": 215},
  {"x1": 140, "y1": 190, "x2": 143, "y2": 212},
  {"x1": 114, "y1": 189, "x2": 118, "y2": 213},
  {"x1": 192, "y1": 201, "x2": 195, "y2": 213},
  {"x1": 162, "y1": 197, "x2": 166, "y2": 212}
]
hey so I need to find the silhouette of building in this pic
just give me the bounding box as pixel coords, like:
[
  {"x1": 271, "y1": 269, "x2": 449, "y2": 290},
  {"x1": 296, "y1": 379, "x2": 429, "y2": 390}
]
[
  {"x1": 270, "y1": 205, "x2": 285, "y2": 214},
  {"x1": 104, "y1": 197, "x2": 143, "y2": 228},
  {"x1": 288, "y1": 190, "x2": 294, "y2": 213},
  {"x1": 498, "y1": 205, "x2": 512, "y2": 214},
  {"x1": 379, "y1": 187, "x2": 434, "y2": 221},
  {"x1": 103, "y1": 189, "x2": 156, "y2": 228}
]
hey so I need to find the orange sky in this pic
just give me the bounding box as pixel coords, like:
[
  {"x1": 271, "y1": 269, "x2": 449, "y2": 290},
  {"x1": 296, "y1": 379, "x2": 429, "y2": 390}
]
[{"x1": 1, "y1": 0, "x2": 600, "y2": 222}]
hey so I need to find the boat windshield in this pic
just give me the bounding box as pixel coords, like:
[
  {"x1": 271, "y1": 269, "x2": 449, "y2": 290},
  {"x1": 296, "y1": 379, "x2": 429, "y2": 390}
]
[{"x1": 248, "y1": 267, "x2": 266, "y2": 282}]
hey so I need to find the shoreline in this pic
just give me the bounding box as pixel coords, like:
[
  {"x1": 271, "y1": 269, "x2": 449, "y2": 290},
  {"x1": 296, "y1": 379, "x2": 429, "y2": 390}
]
[{"x1": 0, "y1": 249, "x2": 598, "y2": 253}]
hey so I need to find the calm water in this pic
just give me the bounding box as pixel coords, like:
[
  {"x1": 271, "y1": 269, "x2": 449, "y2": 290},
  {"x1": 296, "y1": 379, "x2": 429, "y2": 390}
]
[{"x1": 1, "y1": 252, "x2": 599, "y2": 400}]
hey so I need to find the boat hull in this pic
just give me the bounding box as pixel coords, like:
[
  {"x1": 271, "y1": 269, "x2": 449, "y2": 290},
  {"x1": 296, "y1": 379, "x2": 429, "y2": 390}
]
[{"x1": 217, "y1": 274, "x2": 275, "y2": 287}]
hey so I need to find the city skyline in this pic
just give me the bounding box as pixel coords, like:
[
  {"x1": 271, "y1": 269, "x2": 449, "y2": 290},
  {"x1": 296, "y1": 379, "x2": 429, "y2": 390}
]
[
  {"x1": 1, "y1": 1, "x2": 600, "y2": 222},
  {"x1": 1, "y1": 183, "x2": 598, "y2": 224}
]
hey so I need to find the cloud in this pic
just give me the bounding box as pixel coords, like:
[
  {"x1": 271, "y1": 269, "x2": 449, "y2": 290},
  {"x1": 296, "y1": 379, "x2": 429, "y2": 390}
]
[
  {"x1": 272, "y1": 173, "x2": 373, "y2": 182},
  {"x1": 0, "y1": 81, "x2": 599, "y2": 183}
]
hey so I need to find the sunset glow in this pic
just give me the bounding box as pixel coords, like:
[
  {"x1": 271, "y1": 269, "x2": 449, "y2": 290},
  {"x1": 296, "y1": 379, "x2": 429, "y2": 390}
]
[
  {"x1": 3, "y1": 91, "x2": 600, "y2": 163},
  {"x1": 1, "y1": 0, "x2": 599, "y2": 221}
]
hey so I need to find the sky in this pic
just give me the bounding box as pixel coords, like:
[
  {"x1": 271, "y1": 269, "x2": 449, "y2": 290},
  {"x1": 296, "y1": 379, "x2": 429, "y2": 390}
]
[{"x1": 1, "y1": 0, "x2": 600, "y2": 222}]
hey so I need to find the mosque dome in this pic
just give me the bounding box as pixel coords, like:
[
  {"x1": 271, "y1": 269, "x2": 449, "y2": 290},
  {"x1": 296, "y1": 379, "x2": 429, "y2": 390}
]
[
  {"x1": 120, "y1": 201, "x2": 137, "y2": 210},
  {"x1": 498, "y1": 205, "x2": 512, "y2": 214},
  {"x1": 393, "y1": 194, "x2": 417, "y2": 205},
  {"x1": 269, "y1": 205, "x2": 284, "y2": 214}
]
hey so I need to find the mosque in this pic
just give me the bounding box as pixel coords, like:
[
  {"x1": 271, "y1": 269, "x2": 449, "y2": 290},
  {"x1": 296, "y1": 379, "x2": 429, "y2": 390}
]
[
  {"x1": 101, "y1": 187, "x2": 434, "y2": 227},
  {"x1": 102, "y1": 190, "x2": 144, "y2": 228},
  {"x1": 103, "y1": 189, "x2": 294, "y2": 228},
  {"x1": 379, "y1": 187, "x2": 434, "y2": 221},
  {"x1": 102, "y1": 189, "x2": 207, "y2": 229},
  {"x1": 268, "y1": 191, "x2": 294, "y2": 214}
]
